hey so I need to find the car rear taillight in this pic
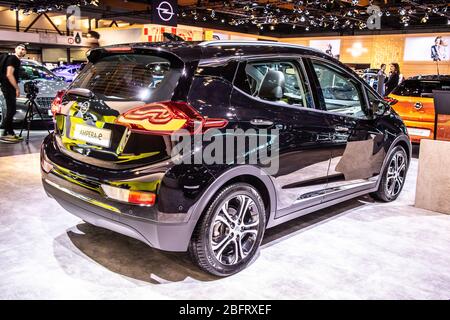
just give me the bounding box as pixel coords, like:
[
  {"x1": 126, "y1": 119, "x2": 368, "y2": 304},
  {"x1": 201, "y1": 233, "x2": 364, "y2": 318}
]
[
  {"x1": 51, "y1": 90, "x2": 66, "y2": 118},
  {"x1": 384, "y1": 97, "x2": 398, "y2": 106},
  {"x1": 115, "y1": 101, "x2": 228, "y2": 134},
  {"x1": 101, "y1": 184, "x2": 156, "y2": 206}
]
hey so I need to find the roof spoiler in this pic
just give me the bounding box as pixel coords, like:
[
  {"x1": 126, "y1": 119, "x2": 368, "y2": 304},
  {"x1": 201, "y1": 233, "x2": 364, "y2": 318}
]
[{"x1": 85, "y1": 45, "x2": 185, "y2": 68}]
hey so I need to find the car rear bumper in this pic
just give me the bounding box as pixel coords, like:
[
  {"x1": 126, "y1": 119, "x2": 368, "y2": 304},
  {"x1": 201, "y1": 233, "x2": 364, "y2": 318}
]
[
  {"x1": 403, "y1": 120, "x2": 435, "y2": 143},
  {"x1": 41, "y1": 134, "x2": 202, "y2": 252},
  {"x1": 42, "y1": 176, "x2": 195, "y2": 252}
]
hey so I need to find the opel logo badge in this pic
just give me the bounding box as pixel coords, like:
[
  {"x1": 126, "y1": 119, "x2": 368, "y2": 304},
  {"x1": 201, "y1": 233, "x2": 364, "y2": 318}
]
[
  {"x1": 157, "y1": 1, "x2": 175, "y2": 22},
  {"x1": 414, "y1": 102, "x2": 423, "y2": 110},
  {"x1": 79, "y1": 101, "x2": 90, "y2": 115}
]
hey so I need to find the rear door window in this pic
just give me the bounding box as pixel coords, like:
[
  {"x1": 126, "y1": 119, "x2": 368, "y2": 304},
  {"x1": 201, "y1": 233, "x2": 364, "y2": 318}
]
[
  {"x1": 71, "y1": 54, "x2": 181, "y2": 102},
  {"x1": 234, "y1": 59, "x2": 313, "y2": 108}
]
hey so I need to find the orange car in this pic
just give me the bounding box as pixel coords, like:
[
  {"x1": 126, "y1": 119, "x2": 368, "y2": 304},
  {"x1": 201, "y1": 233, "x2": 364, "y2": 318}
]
[{"x1": 388, "y1": 75, "x2": 450, "y2": 143}]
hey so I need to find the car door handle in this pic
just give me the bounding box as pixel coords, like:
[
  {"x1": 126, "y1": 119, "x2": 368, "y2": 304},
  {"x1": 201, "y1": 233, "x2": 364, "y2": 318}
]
[
  {"x1": 334, "y1": 126, "x2": 349, "y2": 133},
  {"x1": 250, "y1": 119, "x2": 274, "y2": 126}
]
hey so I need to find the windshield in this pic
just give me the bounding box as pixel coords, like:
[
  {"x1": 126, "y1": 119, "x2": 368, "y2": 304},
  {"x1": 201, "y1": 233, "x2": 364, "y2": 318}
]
[
  {"x1": 70, "y1": 54, "x2": 178, "y2": 101},
  {"x1": 20, "y1": 65, "x2": 59, "y2": 81},
  {"x1": 392, "y1": 79, "x2": 450, "y2": 97}
]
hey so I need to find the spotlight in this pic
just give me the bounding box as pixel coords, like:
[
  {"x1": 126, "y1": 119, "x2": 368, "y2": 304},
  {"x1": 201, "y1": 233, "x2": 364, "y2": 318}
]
[{"x1": 421, "y1": 14, "x2": 429, "y2": 23}]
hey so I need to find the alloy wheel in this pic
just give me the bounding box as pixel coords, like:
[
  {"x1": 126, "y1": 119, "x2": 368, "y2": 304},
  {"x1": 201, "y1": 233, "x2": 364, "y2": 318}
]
[
  {"x1": 385, "y1": 151, "x2": 407, "y2": 198},
  {"x1": 209, "y1": 195, "x2": 260, "y2": 266}
]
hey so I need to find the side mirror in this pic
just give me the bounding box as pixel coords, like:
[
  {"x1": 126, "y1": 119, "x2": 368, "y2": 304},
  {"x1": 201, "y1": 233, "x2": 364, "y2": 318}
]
[
  {"x1": 372, "y1": 101, "x2": 389, "y2": 116},
  {"x1": 383, "y1": 97, "x2": 398, "y2": 106}
]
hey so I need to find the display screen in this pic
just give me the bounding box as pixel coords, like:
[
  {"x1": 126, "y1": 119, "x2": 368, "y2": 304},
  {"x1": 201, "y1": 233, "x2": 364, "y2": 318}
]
[
  {"x1": 309, "y1": 39, "x2": 341, "y2": 60},
  {"x1": 404, "y1": 36, "x2": 450, "y2": 61}
]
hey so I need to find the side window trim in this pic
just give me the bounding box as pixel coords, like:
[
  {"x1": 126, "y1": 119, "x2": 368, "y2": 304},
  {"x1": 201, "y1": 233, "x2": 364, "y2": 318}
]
[{"x1": 302, "y1": 57, "x2": 326, "y2": 111}]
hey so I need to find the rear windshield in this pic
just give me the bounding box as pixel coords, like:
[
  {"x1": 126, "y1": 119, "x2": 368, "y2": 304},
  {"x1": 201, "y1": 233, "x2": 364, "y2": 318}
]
[
  {"x1": 392, "y1": 79, "x2": 450, "y2": 97},
  {"x1": 71, "y1": 54, "x2": 181, "y2": 101}
]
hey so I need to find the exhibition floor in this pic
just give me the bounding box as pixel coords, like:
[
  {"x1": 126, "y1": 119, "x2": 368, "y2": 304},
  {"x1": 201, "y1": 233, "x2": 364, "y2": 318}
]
[{"x1": 1, "y1": 143, "x2": 450, "y2": 299}]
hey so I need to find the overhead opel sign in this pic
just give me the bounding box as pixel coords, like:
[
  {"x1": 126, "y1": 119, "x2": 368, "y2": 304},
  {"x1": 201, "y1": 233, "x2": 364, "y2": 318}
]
[{"x1": 152, "y1": 0, "x2": 177, "y2": 26}]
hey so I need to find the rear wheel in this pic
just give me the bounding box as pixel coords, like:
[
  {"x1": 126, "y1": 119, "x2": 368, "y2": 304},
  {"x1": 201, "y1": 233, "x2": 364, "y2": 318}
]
[
  {"x1": 371, "y1": 146, "x2": 408, "y2": 202},
  {"x1": 189, "y1": 183, "x2": 266, "y2": 277}
]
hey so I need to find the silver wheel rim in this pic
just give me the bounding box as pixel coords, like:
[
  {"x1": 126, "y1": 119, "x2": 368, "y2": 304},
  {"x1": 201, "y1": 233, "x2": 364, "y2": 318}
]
[
  {"x1": 385, "y1": 151, "x2": 407, "y2": 197},
  {"x1": 209, "y1": 195, "x2": 260, "y2": 266}
]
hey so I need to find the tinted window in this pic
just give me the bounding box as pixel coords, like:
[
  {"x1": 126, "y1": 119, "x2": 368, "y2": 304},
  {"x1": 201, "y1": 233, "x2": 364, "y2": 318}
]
[
  {"x1": 312, "y1": 61, "x2": 367, "y2": 118},
  {"x1": 196, "y1": 59, "x2": 238, "y2": 83},
  {"x1": 20, "y1": 65, "x2": 59, "y2": 81},
  {"x1": 235, "y1": 60, "x2": 312, "y2": 108},
  {"x1": 71, "y1": 54, "x2": 180, "y2": 101},
  {"x1": 392, "y1": 80, "x2": 450, "y2": 97}
]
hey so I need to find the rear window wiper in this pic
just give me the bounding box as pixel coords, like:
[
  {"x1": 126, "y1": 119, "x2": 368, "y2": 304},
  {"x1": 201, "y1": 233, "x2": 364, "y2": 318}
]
[{"x1": 66, "y1": 87, "x2": 109, "y2": 101}]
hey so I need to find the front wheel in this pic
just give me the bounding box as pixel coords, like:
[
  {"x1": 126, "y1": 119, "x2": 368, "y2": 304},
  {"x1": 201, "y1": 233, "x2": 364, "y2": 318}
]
[
  {"x1": 371, "y1": 146, "x2": 408, "y2": 202},
  {"x1": 189, "y1": 183, "x2": 266, "y2": 277}
]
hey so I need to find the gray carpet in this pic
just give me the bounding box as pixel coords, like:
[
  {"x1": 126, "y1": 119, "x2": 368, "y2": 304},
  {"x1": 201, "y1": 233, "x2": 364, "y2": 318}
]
[{"x1": 1, "y1": 153, "x2": 450, "y2": 299}]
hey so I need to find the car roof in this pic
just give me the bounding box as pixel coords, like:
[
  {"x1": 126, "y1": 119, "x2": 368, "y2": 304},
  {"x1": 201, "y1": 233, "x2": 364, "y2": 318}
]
[
  {"x1": 21, "y1": 59, "x2": 42, "y2": 66},
  {"x1": 406, "y1": 75, "x2": 450, "y2": 81},
  {"x1": 96, "y1": 40, "x2": 333, "y2": 62}
]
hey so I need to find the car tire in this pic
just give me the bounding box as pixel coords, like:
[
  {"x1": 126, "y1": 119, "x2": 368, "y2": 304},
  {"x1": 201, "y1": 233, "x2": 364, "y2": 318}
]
[
  {"x1": 371, "y1": 145, "x2": 408, "y2": 202},
  {"x1": 189, "y1": 183, "x2": 266, "y2": 277}
]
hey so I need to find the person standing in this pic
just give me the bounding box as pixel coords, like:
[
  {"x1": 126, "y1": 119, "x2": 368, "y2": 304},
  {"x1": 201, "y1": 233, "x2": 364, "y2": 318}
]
[
  {"x1": 385, "y1": 63, "x2": 400, "y2": 96},
  {"x1": 431, "y1": 36, "x2": 448, "y2": 61},
  {"x1": 377, "y1": 64, "x2": 387, "y2": 96},
  {"x1": 0, "y1": 43, "x2": 27, "y2": 143}
]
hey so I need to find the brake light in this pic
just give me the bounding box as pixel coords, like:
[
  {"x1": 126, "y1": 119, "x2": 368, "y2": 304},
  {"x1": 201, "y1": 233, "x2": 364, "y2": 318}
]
[
  {"x1": 116, "y1": 101, "x2": 228, "y2": 134},
  {"x1": 384, "y1": 97, "x2": 398, "y2": 106},
  {"x1": 105, "y1": 47, "x2": 134, "y2": 53},
  {"x1": 51, "y1": 90, "x2": 66, "y2": 118}
]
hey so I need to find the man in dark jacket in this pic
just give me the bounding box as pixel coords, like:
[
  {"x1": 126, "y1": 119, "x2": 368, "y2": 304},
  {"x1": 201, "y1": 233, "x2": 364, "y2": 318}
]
[{"x1": 0, "y1": 43, "x2": 27, "y2": 143}]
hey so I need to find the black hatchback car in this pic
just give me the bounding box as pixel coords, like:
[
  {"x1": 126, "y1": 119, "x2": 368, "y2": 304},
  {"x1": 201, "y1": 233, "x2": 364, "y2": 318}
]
[{"x1": 41, "y1": 41, "x2": 411, "y2": 276}]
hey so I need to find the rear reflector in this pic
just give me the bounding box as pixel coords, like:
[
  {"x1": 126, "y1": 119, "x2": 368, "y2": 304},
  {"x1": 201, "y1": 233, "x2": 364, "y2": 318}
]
[
  {"x1": 116, "y1": 101, "x2": 228, "y2": 135},
  {"x1": 101, "y1": 184, "x2": 156, "y2": 206},
  {"x1": 128, "y1": 191, "x2": 156, "y2": 206}
]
